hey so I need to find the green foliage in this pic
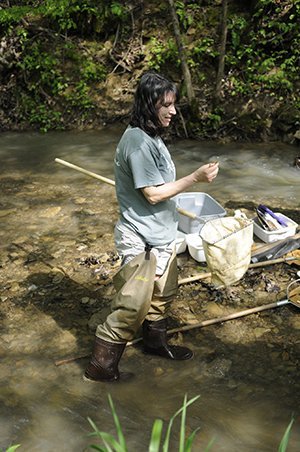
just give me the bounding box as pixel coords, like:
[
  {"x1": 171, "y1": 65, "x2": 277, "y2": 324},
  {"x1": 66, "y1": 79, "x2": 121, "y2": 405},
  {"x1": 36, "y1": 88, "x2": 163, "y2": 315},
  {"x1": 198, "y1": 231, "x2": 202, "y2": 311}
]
[
  {"x1": 19, "y1": 44, "x2": 63, "y2": 93},
  {"x1": 206, "y1": 113, "x2": 222, "y2": 131},
  {"x1": 19, "y1": 95, "x2": 63, "y2": 133},
  {"x1": 0, "y1": 446, "x2": 20, "y2": 452},
  {"x1": 4, "y1": 25, "x2": 107, "y2": 131},
  {"x1": 189, "y1": 37, "x2": 218, "y2": 70},
  {"x1": 0, "y1": 1, "x2": 128, "y2": 34},
  {"x1": 87, "y1": 395, "x2": 295, "y2": 452},
  {"x1": 278, "y1": 418, "x2": 294, "y2": 452},
  {"x1": 0, "y1": 0, "x2": 298, "y2": 137},
  {"x1": 110, "y1": 2, "x2": 125, "y2": 18},
  {"x1": 225, "y1": 0, "x2": 300, "y2": 100},
  {"x1": 228, "y1": 15, "x2": 248, "y2": 49},
  {"x1": 0, "y1": 6, "x2": 35, "y2": 31},
  {"x1": 175, "y1": 1, "x2": 206, "y2": 31},
  {"x1": 0, "y1": 406, "x2": 295, "y2": 451},
  {"x1": 41, "y1": 0, "x2": 128, "y2": 34},
  {"x1": 175, "y1": 1, "x2": 194, "y2": 30},
  {"x1": 147, "y1": 37, "x2": 179, "y2": 71},
  {"x1": 87, "y1": 394, "x2": 206, "y2": 452},
  {"x1": 63, "y1": 80, "x2": 95, "y2": 112},
  {"x1": 43, "y1": 0, "x2": 109, "y2": 33}
]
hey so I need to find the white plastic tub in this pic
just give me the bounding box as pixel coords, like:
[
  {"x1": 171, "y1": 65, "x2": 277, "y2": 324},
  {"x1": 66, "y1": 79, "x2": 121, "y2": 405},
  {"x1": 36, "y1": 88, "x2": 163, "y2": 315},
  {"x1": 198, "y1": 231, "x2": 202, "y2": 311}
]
[
  {"x1": 175, "y1": 230, "x2": 187, "y2": 254},
  {"x1": 185, "y1": 233, "x2": 206, "y2": 262},
  {"x1": 253, "y1": 213, "x2": 297, "y2": 243},
  {"x1": 174, "y1": 192, "x2": 226, "y2": 234}
]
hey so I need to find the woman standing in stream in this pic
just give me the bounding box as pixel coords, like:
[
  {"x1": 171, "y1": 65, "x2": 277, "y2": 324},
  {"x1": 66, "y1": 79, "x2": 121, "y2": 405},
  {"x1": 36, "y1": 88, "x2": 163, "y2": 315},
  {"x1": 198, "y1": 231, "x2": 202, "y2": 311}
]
[{"x1": 84, "y1": 72, "x2": 219, "y2": 382}]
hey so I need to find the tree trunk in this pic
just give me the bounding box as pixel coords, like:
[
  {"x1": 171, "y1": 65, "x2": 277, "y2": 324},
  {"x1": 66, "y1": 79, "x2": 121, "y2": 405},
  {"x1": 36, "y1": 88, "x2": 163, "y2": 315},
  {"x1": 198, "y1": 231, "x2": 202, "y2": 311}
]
[
  {"x1": 167, "y1": 0, "x2": 195, "y2": 104},
  {"x1": 215, "y1": 0, "x2": 228, "y2": 102}
]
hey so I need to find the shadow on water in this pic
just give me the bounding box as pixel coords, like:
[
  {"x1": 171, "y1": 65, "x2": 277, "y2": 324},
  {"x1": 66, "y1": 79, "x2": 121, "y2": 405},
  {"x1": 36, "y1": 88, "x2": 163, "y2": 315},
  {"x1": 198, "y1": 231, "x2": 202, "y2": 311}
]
[{"x1": 0, "y1": 127, "x2": 299, "y2": 451}]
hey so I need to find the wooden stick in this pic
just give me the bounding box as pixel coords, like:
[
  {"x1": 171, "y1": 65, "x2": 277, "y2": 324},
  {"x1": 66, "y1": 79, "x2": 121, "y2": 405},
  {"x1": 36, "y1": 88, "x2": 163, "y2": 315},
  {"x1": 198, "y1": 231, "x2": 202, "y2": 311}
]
[
  {"x1": 249, "y1": 256, "x2": 299, "y2": 268},
  {"x1": 55, "y1": 298, "x2": 290, "y2": 365},
  {"x1": 55, "y1": 158, "x2": 299, "y2": 284},
  {"x1": 55, "y1": 158, "x2": 300, "y2": 233},
  {"x1": 128, "y1": 299, "x2": 290, "y2": 345},
  {"x1": 55, "y1": 354, "x2": 90, "y2": 367},
  {"x1": 176, "y1": 207, "x2": 202, "y2": 221},
  {"x1": 55, "y1": 158, "x2": 116, "y2": 186},
  {"x1": 178, "y1": 256, "x2": 300, "y2": 285},
  {"x1": 55, "y1": 158, "x2": 199, "y2": 220},
  {"x1": 178, "y1": 272, "x2": 211, "y2": 285}
]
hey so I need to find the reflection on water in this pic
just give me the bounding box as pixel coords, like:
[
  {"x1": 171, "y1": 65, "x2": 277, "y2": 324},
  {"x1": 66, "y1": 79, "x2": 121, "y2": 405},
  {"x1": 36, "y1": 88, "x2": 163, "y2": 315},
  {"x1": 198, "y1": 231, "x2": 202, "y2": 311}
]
[{"x1": 0, "y1": 126, "x2": 299, "y2": 451}]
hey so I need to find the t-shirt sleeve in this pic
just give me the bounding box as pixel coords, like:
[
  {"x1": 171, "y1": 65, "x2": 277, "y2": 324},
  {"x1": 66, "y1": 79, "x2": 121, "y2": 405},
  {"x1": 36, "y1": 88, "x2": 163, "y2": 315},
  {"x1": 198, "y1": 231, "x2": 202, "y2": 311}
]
[{"x1": 127, "y1": 147, "x2": 165, "y2": 189}]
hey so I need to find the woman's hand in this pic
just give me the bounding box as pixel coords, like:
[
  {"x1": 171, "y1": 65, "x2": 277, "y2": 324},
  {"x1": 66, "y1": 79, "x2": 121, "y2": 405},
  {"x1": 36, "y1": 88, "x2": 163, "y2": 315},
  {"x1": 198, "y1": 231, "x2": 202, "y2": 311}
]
[
  {"x1": 193, "y1": 162, "x2": 219, "y2": 183},
  {"x1": 141, "y1": 162, "x2": 219, "y2": 205}
]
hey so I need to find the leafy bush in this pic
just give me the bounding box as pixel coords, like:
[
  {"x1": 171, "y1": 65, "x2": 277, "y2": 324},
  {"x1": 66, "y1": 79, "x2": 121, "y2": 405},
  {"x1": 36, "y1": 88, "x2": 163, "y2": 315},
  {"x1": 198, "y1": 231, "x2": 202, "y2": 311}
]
[
  {"x1": 225, "y1": 0, "x2": 300, "y2": 100},
  {"x1": 146, "y1": 37, "x2": 179, "y2": 71}
]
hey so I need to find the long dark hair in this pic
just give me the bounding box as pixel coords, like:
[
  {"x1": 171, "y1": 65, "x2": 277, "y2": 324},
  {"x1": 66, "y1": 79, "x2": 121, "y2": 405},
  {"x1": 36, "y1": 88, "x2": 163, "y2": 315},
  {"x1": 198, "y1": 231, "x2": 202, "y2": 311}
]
[{"x1": 129, "y1": 72, "x2": 178, "y2": 137}]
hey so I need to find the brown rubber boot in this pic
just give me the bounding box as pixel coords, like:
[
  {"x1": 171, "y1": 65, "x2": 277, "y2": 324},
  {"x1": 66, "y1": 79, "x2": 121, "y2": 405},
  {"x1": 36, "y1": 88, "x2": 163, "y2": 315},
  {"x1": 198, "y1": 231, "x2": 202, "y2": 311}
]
[
  {"x1": 143, "y1": 319, "x2": 193, "y2": 360},
  {"x1": 84, "y1": 337, "x2": 126, "y2": 382}
]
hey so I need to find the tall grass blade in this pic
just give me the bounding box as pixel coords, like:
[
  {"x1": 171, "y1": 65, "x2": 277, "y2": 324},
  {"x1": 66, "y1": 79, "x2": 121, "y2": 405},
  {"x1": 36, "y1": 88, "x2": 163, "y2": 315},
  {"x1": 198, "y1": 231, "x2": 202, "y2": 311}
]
[
  {"x1": 108, "y1": 394, "x2": 127, "y2": 451},
  {"x1": 163, "y1": 395, "x2": 200, "y2": 452},
  {"x1": 179, "y1": 394, "x2": 188, "y2": 452},
  {"x1": 87, "y1": 417, "x2": 103, "y2": 437},
  {"x1": 86, "y1": 395, "x2": 291, "y2": 452},
  {"x1": 95, "y1": 432, "x2": 126, "y2": 452},
  {"x1": 184, "y1": 427, "x2": 201, "y2": 452},
  {"x1": 278, "y1": 418, "x2": 294, "y2": 452},
  {"x1": 89, "y1": 445, "x2": 107, "y2": 451},
  {"x1": 87, "y1": 416, "x2": 124, "y2": 452},
  {"x1": 149, "y1": 419, "x2": 164, "y2": 452},
  {"x1": 204, "y1": 437, "x2": 216, "y2": 451}
]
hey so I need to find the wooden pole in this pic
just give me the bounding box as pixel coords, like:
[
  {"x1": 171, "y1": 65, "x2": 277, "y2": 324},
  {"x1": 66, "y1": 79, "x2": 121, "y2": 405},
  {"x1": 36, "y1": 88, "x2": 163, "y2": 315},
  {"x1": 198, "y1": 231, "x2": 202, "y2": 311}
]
[
  {"x1": 128, "y1": 299, "x2": 290, "y2": 345},
  {"x1": 55, "y1": 158, "x2": 299, "y2": 284},
  {"x1": 55, "y1": 158, "x2": 200, "y2": 221},
  {"x1": 178, "y1": 256, "x2": 299, "y2": 285},
  {"x1": 55, "y1": 158, "x2": 115, "y2": 186},
  {"x1": 54, "y1": 298, "x2": 291, "y2": 365}
]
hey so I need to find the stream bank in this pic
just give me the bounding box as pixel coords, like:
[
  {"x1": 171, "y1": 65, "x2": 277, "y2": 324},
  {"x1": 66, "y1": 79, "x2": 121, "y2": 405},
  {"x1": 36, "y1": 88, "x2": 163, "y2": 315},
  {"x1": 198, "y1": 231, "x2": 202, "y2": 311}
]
[{"x1": 0, "y1": 1, "x2": 299, "y2": 144}]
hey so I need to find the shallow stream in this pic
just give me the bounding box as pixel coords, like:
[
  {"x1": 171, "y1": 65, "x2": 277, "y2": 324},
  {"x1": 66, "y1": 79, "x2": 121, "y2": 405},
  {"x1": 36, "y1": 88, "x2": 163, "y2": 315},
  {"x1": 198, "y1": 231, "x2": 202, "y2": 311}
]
[{"x1": 0, "y1": 126, "x2": 299, "y2": 451}]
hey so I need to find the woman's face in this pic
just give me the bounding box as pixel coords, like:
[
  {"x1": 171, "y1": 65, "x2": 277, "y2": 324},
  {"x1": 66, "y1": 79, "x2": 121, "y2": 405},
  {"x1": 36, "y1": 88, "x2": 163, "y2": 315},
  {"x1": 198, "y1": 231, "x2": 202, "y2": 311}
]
[{"x1": 156, "y1": 91, "x2": 176, "y2": 127}]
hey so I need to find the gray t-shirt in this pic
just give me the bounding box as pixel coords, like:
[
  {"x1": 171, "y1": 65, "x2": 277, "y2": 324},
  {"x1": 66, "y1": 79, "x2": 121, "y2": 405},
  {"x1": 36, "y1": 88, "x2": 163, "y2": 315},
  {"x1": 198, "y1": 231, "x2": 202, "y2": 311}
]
[{"x1": 114, "y1": 126, "x2": 178, "y2": 246}]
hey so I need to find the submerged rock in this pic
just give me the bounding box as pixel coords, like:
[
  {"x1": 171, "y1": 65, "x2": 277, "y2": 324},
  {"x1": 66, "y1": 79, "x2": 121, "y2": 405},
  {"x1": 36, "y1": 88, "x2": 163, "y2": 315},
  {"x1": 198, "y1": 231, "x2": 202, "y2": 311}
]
[{"x1": 39, "y1": 206, "x2": 62, "y2": 218}]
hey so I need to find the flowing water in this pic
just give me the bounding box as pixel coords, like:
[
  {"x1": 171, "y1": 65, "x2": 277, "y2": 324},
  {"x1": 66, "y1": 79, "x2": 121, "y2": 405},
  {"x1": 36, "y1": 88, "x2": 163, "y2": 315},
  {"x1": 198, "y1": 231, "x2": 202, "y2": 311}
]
[{"x1": 0, "y1": 125, "x2": 299, "y2": 451}]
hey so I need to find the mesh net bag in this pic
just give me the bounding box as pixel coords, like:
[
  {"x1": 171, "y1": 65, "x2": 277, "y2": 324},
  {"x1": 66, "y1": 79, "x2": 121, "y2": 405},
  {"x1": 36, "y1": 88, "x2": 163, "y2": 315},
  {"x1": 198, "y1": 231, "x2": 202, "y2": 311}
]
[{"x1": 200, "y1": 217, "x2": 253, "y2": 288}]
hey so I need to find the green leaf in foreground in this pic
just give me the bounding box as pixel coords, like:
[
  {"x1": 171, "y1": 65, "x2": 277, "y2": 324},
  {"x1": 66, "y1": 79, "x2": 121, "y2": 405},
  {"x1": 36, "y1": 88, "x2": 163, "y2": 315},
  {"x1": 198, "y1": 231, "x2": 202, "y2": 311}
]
[
  {"x1": 278, "y1": 418, "x2": 294, "y2": 452},
  {"x1": 87, "y1": 395, "x2": 294, "y2": 451},
  {"x1": 149, "y1": 419, "x2": 163, "y2": 452}
]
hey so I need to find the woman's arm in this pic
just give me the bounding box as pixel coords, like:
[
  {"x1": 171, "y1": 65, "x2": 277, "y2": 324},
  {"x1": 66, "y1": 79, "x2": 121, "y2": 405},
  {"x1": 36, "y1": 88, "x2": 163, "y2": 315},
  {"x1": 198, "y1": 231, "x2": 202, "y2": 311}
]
[{"x1": 141, "y1": 162, "x2": 219, "y2": 205}]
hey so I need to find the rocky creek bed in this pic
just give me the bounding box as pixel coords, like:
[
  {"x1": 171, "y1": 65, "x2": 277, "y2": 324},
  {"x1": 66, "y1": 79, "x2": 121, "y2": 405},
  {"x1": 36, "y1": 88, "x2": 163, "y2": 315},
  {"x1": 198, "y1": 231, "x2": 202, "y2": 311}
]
[{"x1": 1, "y1": 176, "x2": 299, "y2": 390}]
